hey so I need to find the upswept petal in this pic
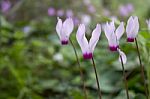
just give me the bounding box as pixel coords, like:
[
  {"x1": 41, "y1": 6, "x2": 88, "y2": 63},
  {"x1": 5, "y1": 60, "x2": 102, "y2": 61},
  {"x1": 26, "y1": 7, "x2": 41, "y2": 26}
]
[
  {"x1": 110, "y1": 21, "x2": 115, "y2": 32},
  {"x1": 56, "y1": 17, "x2": 63, "y2": 38},
  {"x1": 132, "y1": 16, "x2": 139, "y2": 37},
  {"x1": 62, "y1": 18, "x2": 74, "y2": 37},
  {"x1": 76, "y1": 24, "x2": 89, "y2": 53},
  {"x1": 89, "y1": 24, "x2": 101, "y2": 52},
  {"x1": 126, "y1": 16, "x2": 134, "y2": 37},
  {"x1": 104, "y1": 22, "x2": 112, "y2": 40},
  {"x1": 118, "y1": 49, "x2": 127, "y2": 64},
  {"x1": 116, "y1": 22, "x2": 124, "y2": 40}
]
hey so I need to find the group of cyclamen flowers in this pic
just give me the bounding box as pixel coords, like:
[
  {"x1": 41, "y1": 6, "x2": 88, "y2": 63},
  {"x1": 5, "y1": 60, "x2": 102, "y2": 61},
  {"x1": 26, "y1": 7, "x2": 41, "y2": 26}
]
[{"x1": 56, "y1": 16, "x2": 139, "y2": 64}]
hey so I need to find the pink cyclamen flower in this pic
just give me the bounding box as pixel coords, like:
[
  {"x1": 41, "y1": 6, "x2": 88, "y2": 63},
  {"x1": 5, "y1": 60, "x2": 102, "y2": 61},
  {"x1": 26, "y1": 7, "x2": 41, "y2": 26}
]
[
  {"x1": 56, "y1": 17, "x2": 74, "y2": 45},
  {"x1": 76, "y1": 24, "x2": 101, "y2": 59},
  {"x1": 48, "y1": 7, "x2": 56, "y2": 16},
  {"x1": 146, "y1": 19, "x2": 150, "y2": 31},
  {"x1": 126, "y1": 16, "x2": 139, "y2": 42},
  {"x1": 104, "y1": 21, "x2": 124, "y2": 51},
  {"x1": 1, "y1": 0, "x2": 11, "y2": 13}
]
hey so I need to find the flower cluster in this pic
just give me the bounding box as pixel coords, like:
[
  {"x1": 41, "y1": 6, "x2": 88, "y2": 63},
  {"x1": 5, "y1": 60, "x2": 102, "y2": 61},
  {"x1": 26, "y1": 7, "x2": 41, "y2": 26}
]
[{"x1": 56, "y1": 16, "x2": 141, "y2": 64}]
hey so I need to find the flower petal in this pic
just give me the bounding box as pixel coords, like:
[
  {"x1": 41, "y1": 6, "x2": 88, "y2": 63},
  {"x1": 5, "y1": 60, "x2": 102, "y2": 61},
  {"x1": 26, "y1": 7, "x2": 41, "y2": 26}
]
[
  {"x1": 110, "y1": 21, "x2": 116, "y2": 32},
  {"x1": 89, "y1": 24, "x2": 101, "y2": 52},
  {"x1": 126, "y1": 16, "x2": 134, "y2": 37},
  {"x1": 118, "y1": 49, "x2": 127, "y2": 64},
  {"x1": 104, "y1": 22, "x2": 112, "y2": 40},
  {"x1": 76, "y1": 24, "x2": 89, "y2": 53},
  {"x1": 62, "y1": 17, "x2": 74, "y2": 37},
  {"x1": 116, "y1": 22, "x2": 124, "y2": 40},
  {"x1": 56, "y1": 17, "x2": 63, "y2": 39},
  {"x1": 132, "y1": 16, "x2": 139, "y2": 37},
  {"x1": 109, "y1": 32, "x2": 118, "y2": 48}
]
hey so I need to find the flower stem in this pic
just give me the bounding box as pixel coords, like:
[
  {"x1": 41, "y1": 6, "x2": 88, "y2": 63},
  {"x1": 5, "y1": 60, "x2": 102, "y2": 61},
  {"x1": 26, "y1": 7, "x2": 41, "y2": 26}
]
[
  {"x1": 119, "y1": 54, "x2": 130, "y2": 99},
  {"x1": 91, "y1": 57, "x2": 102, "y2": 99},
  {"x1": 69, "y1": 38, "x2": 88, "y2": 99},
  {"x1": 135, "y1": 38, "x2": 149, "y2": 99}
]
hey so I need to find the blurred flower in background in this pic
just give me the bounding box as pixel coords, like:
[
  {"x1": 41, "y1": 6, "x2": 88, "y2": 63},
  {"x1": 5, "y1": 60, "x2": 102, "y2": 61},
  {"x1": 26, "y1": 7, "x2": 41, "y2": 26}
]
[
  {"x1": 73, "y1": 17, "x2": 80, "y2": 26},
  {"x1": 48, "y1": 7, "x2": 56, "y2": 16},
  {"x1": 110, "y1": 16, "x2": 118, "y2": 22},
  {"x1": 57, "y1": 9, "x2": 64, "y2": 17},
  {"x1": 1, "y1": 0, "x2": 11, "y2": 13},
  {"x1": 83, "y1": 0, "x2": 96, "y2": 14},
  {"x1": 81, "y1": 14, "x2": 91, "y2": 26},
  {"x1": 87, "y1": 5, "x2": 96, "y2": 14},
  {"x1": 119, "y1": 3, "x2": 134, "y2": 17},
  {"x1": 53, "y1": 53, "x2": 63, "y2": 62},
  {"x1": 23, "y1": 26, "x2": 32, "y2": 36},
  {"x1": 66, "y1": 9, "x2": 74, "y2": 17},
  {"x1": 103, "y1": 8, "x2": 111, "y2": 17},
  {"x1": 83, "y1": 0, "x2": 91, "y2": 6}
]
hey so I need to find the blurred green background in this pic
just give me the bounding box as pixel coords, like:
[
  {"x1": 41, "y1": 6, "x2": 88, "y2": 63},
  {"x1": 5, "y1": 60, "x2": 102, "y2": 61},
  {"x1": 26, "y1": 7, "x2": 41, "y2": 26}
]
[{"x1": 0, "y1": 0, "x2": 150, "y2": 99}]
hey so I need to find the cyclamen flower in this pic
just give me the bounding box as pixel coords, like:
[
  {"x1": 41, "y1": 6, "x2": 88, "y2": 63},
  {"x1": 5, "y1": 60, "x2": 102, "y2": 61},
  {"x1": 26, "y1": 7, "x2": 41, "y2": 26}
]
[
  {"x1": 56, "y1": 17, "x2": 74, "y2": 45},
  {"x1": 76, "y1": 24, "x2": 101, "y2": 59},
  {"x1": 126, "y1": 16, "x2": 139, "y2": 42},
  {"x1": 104, "y1": 21, "x2": 124, "y2": 51},
  {"x1": 146, "y1": 19, "x2": 150, "y2": 31}
]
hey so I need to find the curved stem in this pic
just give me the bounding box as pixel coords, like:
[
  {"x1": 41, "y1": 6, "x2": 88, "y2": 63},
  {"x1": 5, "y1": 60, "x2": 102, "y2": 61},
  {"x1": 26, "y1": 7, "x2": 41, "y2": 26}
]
[
  {"x1": 91, "y1": 57, "x2": 102, "y2": 99},
  {"x1": 69, "y1": 38, "x2": 88, "y2": 99},
  {"x1": 135, "y1": 38, "x2": 149, "y2": 99},
  {"x1": 119, "y1": 54, "x2": 130, "y2": 99}
]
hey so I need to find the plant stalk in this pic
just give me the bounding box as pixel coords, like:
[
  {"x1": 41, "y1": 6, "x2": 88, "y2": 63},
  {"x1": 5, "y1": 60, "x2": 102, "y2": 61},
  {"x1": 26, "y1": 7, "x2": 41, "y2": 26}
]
[
  {"x1": 119, "y1": 54, "x2": 130, "y2": 99},
  {"x1": 91, "y1": 57, "x2": 102, "y2": 99},
  {"x1": 69, "y1": 38, "x2": 88, "y2": 99},
  {"x1": 135, "y1": 38, "x2": 149, "y2": 99}
]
